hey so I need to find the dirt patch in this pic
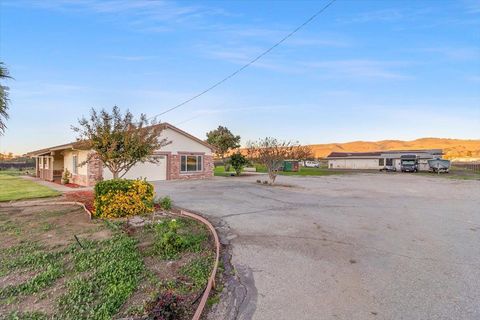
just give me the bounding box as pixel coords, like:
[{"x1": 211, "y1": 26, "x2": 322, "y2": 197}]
[
  {"x1": 0, "y1": 270, "x2": 39, "y2": 288},
  {"x1": 63, "y1": 190, "x2": 95, "y2": 212},
  {"x1": 0, "y1": 204, "x2": 107, "y2": 249}
]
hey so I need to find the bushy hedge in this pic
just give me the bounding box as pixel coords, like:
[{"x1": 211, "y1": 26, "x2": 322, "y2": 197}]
[{"x1": 94, "y1": 179, "x2": 154, "y2": 218}]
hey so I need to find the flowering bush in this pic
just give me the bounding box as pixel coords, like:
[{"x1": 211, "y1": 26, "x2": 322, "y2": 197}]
[{"x1": 94, "y1": 179, "x2": 154, "y2": 218}]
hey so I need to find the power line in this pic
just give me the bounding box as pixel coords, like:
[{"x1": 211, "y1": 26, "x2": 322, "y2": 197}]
[{"x1": 149, "y1": 0, "x2": 337, "y2": 120}]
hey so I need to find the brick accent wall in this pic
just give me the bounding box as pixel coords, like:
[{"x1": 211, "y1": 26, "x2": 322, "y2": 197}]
[
  {"x1": 87, "y1": 153, "x2": 103, "y2": 186},
  {"x1": 70, "y1": 153, "x2": 103, "y2": 187},
  {"x1": 169, "y1": 155, "x2": 213, "y2": 180}
]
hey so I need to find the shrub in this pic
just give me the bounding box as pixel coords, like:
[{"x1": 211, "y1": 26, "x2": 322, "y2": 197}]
[
  {"x1": 94, "y1": 179, "x2": 154, "y2": 218},
  {"x1": 155, "y1": 196, "x2": 172, "y2": 210},
  {"x1": 229, "y1": 152, "x2": 249, "y2": 176},
  {"x1": 61, "y1": 169, "x2": 71, "y2": 184},
  {"x1": 152, "y1": 219, "x2": 207, "y2": 259}
]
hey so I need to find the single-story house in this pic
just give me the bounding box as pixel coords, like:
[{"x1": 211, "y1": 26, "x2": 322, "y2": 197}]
[
  {"x1": 26, "y1": 123, "x2": 215, "y2": 186},
  {"x1": 326, "y1": 149, "x2": 443, "y2": 171}
]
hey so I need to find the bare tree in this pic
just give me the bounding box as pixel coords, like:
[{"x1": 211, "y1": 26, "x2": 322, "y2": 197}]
[
  {"x1": 291, "y1": 145, "x2": 315, "y2": 163},
  {"x1": 247, "y1": 137, "x2": 298, "y2": 185},
  {"x1": 72, "y1": 106, "x2": 170, "y2": 179}
]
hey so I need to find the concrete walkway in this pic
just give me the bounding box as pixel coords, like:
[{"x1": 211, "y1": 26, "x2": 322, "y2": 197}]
[{"x1": 20, "y1": 175, "x2": 92, "y2": 192}]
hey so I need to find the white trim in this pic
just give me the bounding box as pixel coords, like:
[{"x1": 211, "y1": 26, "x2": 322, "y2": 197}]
[
  {"x1": 180, "y1": 154, "x2": 203, "y2": 173},
  {"x1": 72, "y1": 154, "x2": 78, "y2": 174}
]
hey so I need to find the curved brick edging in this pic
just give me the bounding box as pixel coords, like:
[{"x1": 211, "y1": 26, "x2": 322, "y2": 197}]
[{"x1": 175, "y1": 209, "x2": 220, "y2": 320}]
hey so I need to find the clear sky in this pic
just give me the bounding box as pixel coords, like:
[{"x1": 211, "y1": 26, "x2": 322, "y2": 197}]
[{"x1": 0, "y1": 0, "x2": 479, "y2": 154}]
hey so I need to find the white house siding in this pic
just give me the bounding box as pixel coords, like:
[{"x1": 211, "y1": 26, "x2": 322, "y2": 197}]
[
  {"x1": 418, "y1": 159, "x2": 430, "y2": 171},
  {"x1": 63, "y1": 150, "x2": 89, "y2": 176},
  {"x1": 103, "y1": 155, "x2": 167, "y2": 181},
  {"x1": 329, "y1": 158, "x2": 381, "y2": 169},
  {"x1": 159, "y1": 127, "x2": 212, "y2": 155},
  {"x1": 329, "y1": 156, "x2": 436, "y2": 171}
]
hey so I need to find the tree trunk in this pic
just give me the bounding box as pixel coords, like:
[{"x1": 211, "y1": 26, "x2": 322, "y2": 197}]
[
  {"x1": 112, "y1": 171, "x2": 119, "y2": 179},
  {"x1": 268, "y1": 168, "x2": 276, "y2": 185},
  {"x1": 223, "y1": 156, "x2": 230, "y2": 172}
]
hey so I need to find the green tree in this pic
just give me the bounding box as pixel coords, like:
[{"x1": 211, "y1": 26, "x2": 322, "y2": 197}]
[
  {"x1": 72, "y1": 106, "x2": 170, "y2": 179},
  {"x1": 229, "y1": 152, "x2": 249, "y2": 176},
  {"x1": 0, "y1": 62, "x2": 12, "y2": 134},
  {"x1": 206, "y1": 126, "x2": 241, "y2": 170}
]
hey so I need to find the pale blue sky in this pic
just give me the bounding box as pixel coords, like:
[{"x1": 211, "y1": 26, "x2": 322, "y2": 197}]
[{"x1": 1, "y1": 0, "x2": 479, "y2": 154}]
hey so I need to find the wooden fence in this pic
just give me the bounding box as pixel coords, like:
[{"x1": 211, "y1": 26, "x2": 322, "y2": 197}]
[{"x1": 452, "y1": 162, "x2": 480, "y2": 172}]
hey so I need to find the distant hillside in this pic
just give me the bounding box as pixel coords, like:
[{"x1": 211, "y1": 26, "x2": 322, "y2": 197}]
[{"x1": 308, "y1": 138, "x2": 480, "y2": 160}]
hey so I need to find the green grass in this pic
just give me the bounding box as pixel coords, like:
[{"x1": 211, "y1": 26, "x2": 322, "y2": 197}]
[
  {"x1": 4, "y1": 311, "x2": 49, "y2": 320},
  {"x1": 149, "y1": 218, "x2": 208, "y2": 259},
  {"x1": 278, "y1": 167, "x2": 346, "y2": 176},
  {"x1": 254, "y1": 164, "x2": 345, "y2": 176},
  {"x1": 1, "y1": 207, "x2": 216, "y2": 318},
  {"x1": 58, "y1": 233, "x2": 145, "y2": 320},
  {"x1": 214, "y1": 166, "x2": 236, "y2": 177},
  {"x1": 0, "y1": 174, "x2": 60, "y2": 202},
  {"x1": 417, "y1": 169, "x2": 480, "y2": 181},
  {"x1": 180, "y1": 255, "x2": 213, "y2": 291},
  {"x1": 0, "y1": 169, "x2": 34, "y2": 176},
  {"x1": 215, "y1": 164, "x2": 344, "y2": 177},
  {"x1": 0, "y1": 228, "x2": 145, "y2": 319}
]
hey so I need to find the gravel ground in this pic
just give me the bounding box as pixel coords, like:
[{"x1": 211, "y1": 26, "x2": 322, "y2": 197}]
[{"x1": 153, "y1": 173, "x2": 480, "y2": 320}]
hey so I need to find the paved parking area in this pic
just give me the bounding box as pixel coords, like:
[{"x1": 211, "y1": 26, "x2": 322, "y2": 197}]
[{"x1": 153, "y1": 174, "x2": 480, "y2": 320}]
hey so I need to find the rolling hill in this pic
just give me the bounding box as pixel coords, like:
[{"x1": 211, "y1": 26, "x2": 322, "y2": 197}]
[{"x1": 308, "y1": 138, "x2": 480, "y2": 160}]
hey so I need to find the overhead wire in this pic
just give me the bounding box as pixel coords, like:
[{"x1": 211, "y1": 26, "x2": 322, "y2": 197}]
[{"x1": 148, "y1": 0, "x2": 338, "y2": 121}]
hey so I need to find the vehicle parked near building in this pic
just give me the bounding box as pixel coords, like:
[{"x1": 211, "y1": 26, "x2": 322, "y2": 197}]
[
  {"x1": 304, "y1": 160, "x2": 320, "y2": 168},
  {"x1": 428, "y1": 158, "x2": 451, "y2": 173},
  {"x1": 326, "y1": 149, "x2": 443, "y2": 171},
  {"x1": 400, "y1": 154, "x2": 419, "y2": 172},
  {"x1": 380, "y1": 165, "x2": 397, "y2": 172}
]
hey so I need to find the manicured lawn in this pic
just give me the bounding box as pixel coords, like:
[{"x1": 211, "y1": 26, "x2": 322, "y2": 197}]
[
  {"x1": 278, "y1": 167, "x2": 346, "y2": 176},
  {"x1": 214, "y1": 166, "x2": 236, "y2": 177},
  {"x1": 254, "y1": 164, "x2": 346, "y2": 176},
  {"x1": 0, "y1": 203, "x2": 217, "y2": 319},
  {"x1": 215, "y1": 164, "x2": 346, "y2": 177},
  {"x1": 0, "y1": 174, "x2": 60, "y2": 202}
]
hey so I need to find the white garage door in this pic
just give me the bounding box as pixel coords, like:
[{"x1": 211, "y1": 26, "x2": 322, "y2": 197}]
[{"x1": 103, "y1": 155, "x2": 167, "y2": 181}]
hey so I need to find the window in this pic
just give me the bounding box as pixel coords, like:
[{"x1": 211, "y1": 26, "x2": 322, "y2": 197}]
[
  {"x1": 379, "y1": 158, "x2": 385, "y2": 166},
  {"x1": 44, "y1": 157, "x2": 49, "y2": 170},
  {"x1": 180, "y1": 155, "x2": 203, "y2": 172},
  {"x1": 386, "y1": 158, "x2": 393, "y2": 166},
  {"x1": 72, "y1": 155, "x2": 78, "y2": 174},
  {"x1": 39, "y1": 157, "x2": 43, "y2": 168}
]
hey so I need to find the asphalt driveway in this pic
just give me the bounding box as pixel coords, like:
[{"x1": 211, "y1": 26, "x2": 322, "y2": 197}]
[{"x1": 153, "y1": 173, "x2": 480, "y2": 320}]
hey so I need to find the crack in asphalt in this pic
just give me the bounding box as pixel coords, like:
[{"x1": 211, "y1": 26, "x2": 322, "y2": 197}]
[{"x1": 238, "y1": 233, "x2": 480, "y2": 268}]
